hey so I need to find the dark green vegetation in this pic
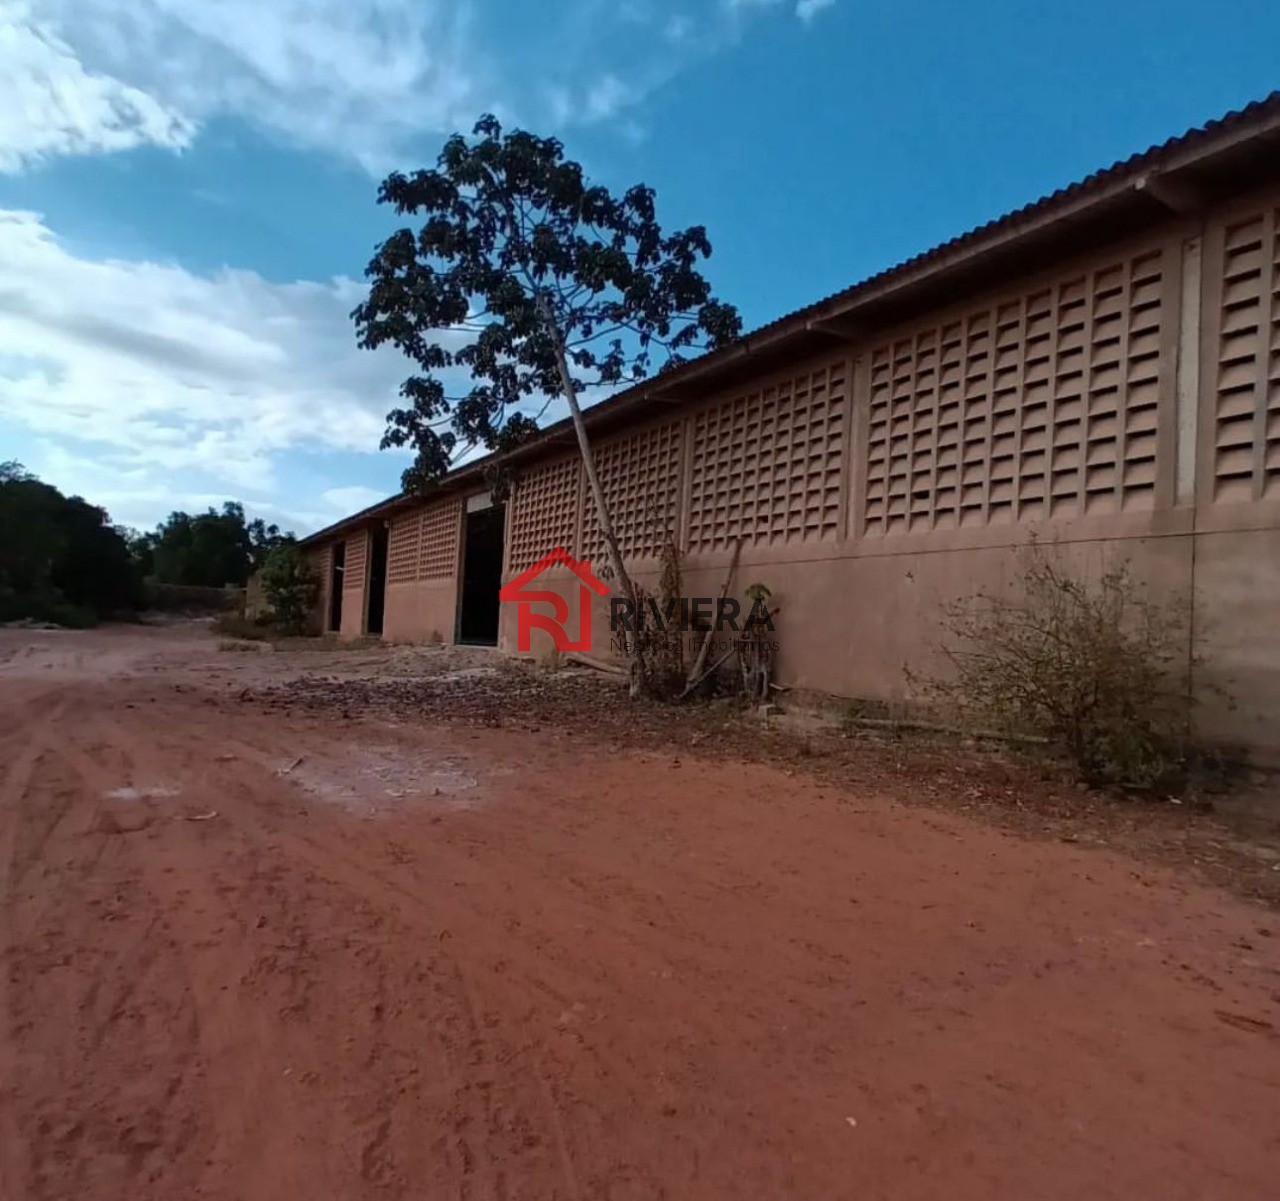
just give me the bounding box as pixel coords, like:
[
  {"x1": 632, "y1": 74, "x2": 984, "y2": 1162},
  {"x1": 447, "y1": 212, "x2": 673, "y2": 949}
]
[
  {"x1": 258, "y1": 542, "x2": 319, "y2": 635},
  {"x1": 0, "y1": 462, "x2": 140, "y2": 626},
  {"x1": 1, "y1": 463, "x2": 294, "y2": 626},
  {"x1": 131, "y1": 502, "x2": 287, "y2": 588}
]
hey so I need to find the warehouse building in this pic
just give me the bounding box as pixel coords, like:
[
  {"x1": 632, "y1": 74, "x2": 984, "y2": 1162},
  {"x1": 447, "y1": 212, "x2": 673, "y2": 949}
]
[{"x1": 301, "y1": 95, "x2": 1280, "y2": 756}]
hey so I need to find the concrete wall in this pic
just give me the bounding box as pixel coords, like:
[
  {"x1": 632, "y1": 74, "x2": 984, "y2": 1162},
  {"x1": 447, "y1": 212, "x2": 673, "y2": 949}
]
[
  {"x1": 305, "y1": 545, "x2": 330, "y2": 635},
  {"x1": 378, "y1": 500, "x2": 462, "y2": 643},
  {"x1": 384, "y1": 580, "x2": 457, "y2": 644},
  {"x1": 339, "y1": 529, "x2": 369, "y2": 640},
  {"x1": 315, "y1": 182, "x2": 1280, "y2": 757},
  {"x1": 1192, "y1": 527, "x2": 1280, "y2": 749}
]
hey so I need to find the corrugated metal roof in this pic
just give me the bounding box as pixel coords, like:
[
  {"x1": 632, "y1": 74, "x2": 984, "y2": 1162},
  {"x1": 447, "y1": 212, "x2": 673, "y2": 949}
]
[{"x1": 302, "y1": 91, "x2": 1280, "y2": 547}]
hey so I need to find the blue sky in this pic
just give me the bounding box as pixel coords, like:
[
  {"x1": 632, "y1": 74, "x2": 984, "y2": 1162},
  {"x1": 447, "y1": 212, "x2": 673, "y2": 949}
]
[{"x1": 2, "y1": 0, "x2": 1278, "y2": 535}]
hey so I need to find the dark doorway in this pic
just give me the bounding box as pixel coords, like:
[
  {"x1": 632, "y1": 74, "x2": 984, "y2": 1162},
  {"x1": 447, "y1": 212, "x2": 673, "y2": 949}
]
[
  {"x1": 458, "y1": 505, "x2": 505, "y2": 646},
  {"x1": 366, "y1": 525, "x2": 389, "y2": 636},
  {"x1": 328, "y1": 541, "x2": 345, "y2": 632}
]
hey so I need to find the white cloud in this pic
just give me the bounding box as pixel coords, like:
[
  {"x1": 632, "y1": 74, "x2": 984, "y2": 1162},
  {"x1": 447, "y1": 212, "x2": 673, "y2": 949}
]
[
  {"x1": 321, "y1": 485, "x2": 386, "y2": 514},
  {"x1": 0, "y1": 212, "x2": 640, "y2": 531},
  {"x1": 723, "y1": 0, "x2": 837, "y2": 21},
  {"x1": 25, "y1": 442, "x2": 265, "y2": 530},
  {"x1": 0, "y1": 1, "x2": 194, "y2": 171},
  {"x1": 545, "y1": 75, "x2": 650, "y2": 132},
  {"x1": 4, "y1": 0, "x2": 483, "y2": 173},
  {"x1": 0, "y1": 209, "x2": 412, "y2": 528},
  {"x1": 664, "y1": 14, "x2": 693, "y2": 43},
  {"x1": 584, "y1": 75, "x2": 641, "y2": 123},
  {"x1": 795, "y1": 0, "x2": 836, "y2": 21},
  {"x1": 2, "y1": 0, "x2": 827, "y2": 174}
]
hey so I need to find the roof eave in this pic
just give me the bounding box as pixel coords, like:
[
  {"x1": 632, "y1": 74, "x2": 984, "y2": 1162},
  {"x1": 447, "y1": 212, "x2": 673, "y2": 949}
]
[{"x1": 300, "y1": 94, "x2": 1280, "y2": 550}]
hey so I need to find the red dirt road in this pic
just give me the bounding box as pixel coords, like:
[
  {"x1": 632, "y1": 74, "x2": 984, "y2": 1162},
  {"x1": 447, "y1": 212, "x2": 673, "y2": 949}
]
[{"x1": 1, "y1": 625, "x2": 1278, "y2": 1200}]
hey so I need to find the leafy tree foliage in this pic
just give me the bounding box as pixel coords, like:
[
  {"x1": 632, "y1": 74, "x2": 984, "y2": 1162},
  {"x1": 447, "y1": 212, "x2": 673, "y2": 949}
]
[
  {"x1": 259, "y1": 542, "x2": 319, "y2": 635},
  {"x1": 353, "y1": 115, "x2": 741, "y2": 689},
  {"x1": 124, "y1": 527, "x2": 156, "y2": 578},
  {"x1": 247, "y1": 515, "x2": 289, "y2": 568},
  {"x1": 0, "y1": 463, "x2": 141, "y2": 625},
  {"x1": 144, "y1": 502, "x2": 288, "y2": 588},
  {"x1": 354, "y1": 115, "x2": 740, "y2": 485},
  {"x1": 0, "y1": 465, "x2": 295, "y2": 624}
]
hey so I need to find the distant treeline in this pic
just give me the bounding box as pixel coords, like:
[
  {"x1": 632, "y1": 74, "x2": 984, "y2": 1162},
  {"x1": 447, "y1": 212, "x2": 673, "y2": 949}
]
[{"x1": 0, "y1": 461, "x2": 293, "y2": 627}]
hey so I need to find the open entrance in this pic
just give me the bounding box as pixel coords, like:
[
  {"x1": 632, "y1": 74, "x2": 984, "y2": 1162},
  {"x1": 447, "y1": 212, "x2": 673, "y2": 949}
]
[
  {"x1": 328, "y1": 541, "x2": 345, "y2": 632},
  {"x1": 366, "y1": 525, "x2": 389, "y2": 636},
  {"x1": 458, "y1": 503, "x2": 505, "y2": 646}
]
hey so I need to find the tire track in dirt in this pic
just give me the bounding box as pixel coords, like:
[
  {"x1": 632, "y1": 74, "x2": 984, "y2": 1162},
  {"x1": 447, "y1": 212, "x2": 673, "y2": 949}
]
[
  {"x1": 0, "y1": 696, "x2": 66, "y2": 1201},
  {"x1": 7, "y1": 705, "x2": 210, "y2": 1201},
  {"x1": 156, "y1": 710, "x2": 663, "y2": 1199},
  {"x1": 69, "y1": 708, "x2": 327, "y2": 1197},
  {"x1": 132, "y1": 718, "x2": 543, "y2": 1199},
  {"x1": 63, "y1": 707, "x2": 512, "y2": 1197},
  {"x1": 175, "y1": 718, "x2": 897, "y2": 1198}
]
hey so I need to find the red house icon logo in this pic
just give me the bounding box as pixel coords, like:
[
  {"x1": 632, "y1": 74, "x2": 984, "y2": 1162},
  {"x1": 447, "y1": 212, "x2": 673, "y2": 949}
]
[{"x1": 498, "y1": 547, "x2": 609, "y2": 652}]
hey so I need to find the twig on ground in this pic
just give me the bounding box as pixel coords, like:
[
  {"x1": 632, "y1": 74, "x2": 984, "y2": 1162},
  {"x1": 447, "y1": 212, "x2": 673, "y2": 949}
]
[{"x1": 566, "y1": 652, "x2": 629, "y2": 678}]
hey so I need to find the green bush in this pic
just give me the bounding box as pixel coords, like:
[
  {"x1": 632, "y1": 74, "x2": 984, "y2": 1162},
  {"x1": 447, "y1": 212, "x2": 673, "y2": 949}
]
[
  {"x1": 143, "y1": 581, "x2": 240, "y2": 613},
  {"x1": 258, "y1": 543, "x2": 319, "y2": 636},
  {"x1": 0, "y1": 586, "x2": 97, "y2": 629}
]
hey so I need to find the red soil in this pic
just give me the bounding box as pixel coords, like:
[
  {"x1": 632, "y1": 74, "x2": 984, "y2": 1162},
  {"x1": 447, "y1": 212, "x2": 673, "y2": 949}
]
[{"x1": 1, "y1": 624, "x2": 1277, "y2": 1200}]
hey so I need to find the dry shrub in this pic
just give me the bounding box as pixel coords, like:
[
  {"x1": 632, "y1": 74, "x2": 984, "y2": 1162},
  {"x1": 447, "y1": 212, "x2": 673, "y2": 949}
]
[
  {"x1": 217, "y1": 639, "x2": 264, "y2": 653},
  {"x1": 213, "y1": 612, "x2": 274, "y2": 641},
  {"x1": 929, "y1": 552, "x2": 1203, "y2": 791}
]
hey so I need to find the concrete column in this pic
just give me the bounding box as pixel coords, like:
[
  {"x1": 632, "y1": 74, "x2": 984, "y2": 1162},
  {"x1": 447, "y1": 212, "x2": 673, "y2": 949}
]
[{"x1": 1175, "y1": 236, "x2": 1203, "y2": 508}]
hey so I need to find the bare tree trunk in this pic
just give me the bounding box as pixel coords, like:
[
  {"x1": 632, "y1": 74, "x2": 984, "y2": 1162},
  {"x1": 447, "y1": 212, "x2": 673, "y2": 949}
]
[
  {"x1": 684, "y1": 537, "x2": 741, "y2": 693},
  {"x1": 542, "y1": 305, "x2": 643, "y2": 696}
]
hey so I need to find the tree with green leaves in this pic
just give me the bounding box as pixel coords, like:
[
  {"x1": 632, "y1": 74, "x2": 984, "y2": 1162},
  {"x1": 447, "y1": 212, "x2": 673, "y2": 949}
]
[
  {"x1": 247, "y1": 515, "x2": 288, "y2": 569},
  {"x1": 259, "y1": 542, "x2": 319, "y2": 635},
  {"x1": 147, "y1": 502, "x2": 288, "y2": 588},
  {"x1": 0, "y1": 463, "x2": 141, "y2": 625},
  {"x1": 353, "y1": 115, "x2": 741, "y2": 688}
]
